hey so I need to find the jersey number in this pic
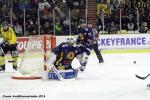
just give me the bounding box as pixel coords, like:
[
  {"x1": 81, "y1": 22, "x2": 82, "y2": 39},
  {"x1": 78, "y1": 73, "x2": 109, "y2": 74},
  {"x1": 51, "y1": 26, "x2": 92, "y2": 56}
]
[
  {"x1": 79, "y1": 33, "x2": 84, "y2": 41},
  {"x1": 66, "y1": 52, "x2": 75, "y2": 60}
]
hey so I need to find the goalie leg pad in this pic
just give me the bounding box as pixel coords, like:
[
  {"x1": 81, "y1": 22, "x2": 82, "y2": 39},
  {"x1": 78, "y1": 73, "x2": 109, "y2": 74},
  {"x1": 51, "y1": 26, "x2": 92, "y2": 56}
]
[
  {"x1": 48, "y1": 69, "x2": 77, "y2": 79},
  {"x1": 77, "y1": 53, "x2": 89, "y2": 66},
  {"x1": 77, "y1": 53, "x2": 89, "y2": 71}
]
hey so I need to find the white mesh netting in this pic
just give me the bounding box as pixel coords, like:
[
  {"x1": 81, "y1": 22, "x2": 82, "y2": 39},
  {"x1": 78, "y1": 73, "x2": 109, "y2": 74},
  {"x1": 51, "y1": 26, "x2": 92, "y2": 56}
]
[{"x1": 12, "y1": 35, "x2": 54, "y2": 80}]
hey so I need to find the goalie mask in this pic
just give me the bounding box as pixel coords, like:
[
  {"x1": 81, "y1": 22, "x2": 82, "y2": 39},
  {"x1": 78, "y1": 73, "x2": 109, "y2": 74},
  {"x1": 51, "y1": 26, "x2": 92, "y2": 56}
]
[{"x1": 67, "y1": 37, "x2": 75, "y2": 45}]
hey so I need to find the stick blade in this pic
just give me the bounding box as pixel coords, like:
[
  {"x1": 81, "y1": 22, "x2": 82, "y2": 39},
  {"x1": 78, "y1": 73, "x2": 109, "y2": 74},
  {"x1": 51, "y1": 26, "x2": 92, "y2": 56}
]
[
  {"x1": 135, "y1": 74, "x2": 145, "y2": 80},
  {"x1": 8, "y1": 60, "x2": 15, "y2": 63}
]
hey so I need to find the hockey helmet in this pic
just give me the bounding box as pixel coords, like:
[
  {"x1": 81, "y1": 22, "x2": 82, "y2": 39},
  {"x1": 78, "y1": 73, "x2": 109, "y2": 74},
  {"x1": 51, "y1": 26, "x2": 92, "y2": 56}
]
[
  {"x1": 67, "y1": 36, "x2": 75, "y2": 45},
  {"x1": 87, "y1": 20, "x2": 93, "y2": 28},
  {"x1": 2, "y1": 21, "x2": 9, "y2": 30}
]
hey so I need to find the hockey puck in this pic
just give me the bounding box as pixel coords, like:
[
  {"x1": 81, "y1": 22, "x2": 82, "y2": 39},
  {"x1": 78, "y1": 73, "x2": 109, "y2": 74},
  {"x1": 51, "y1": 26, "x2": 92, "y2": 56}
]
[{"x1": 133, "y1": 61, "x2": 136, "y2": 64}]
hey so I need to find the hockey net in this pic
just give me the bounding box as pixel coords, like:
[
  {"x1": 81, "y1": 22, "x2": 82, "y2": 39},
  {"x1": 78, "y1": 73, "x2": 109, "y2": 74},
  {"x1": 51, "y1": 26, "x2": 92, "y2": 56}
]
[{"x1": 12, "y1": 35, "x2": 56, "y2": 80}]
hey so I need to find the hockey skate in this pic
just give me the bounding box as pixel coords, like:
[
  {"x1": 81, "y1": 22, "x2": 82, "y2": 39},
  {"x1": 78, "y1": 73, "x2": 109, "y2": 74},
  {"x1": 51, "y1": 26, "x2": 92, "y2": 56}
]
[
  {"x1": 99, "y1": 59, "x2": 104, "y2": 64},
  {"x1": 13, "y1": 66, "x2": 18, "y2": 70},
  {"x1": 99, "y1": 60, "x2": 104, "y2": 63},
  {"x1": 0, "y1": 65, "x2": 5, "y2": 72}
]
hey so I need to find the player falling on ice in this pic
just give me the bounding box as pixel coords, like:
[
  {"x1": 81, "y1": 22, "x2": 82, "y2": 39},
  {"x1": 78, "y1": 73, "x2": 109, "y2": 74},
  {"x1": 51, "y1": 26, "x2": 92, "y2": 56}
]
[
  {"x1": 45, "y1": 37, "x2": 90, "y2": 79},
  {"x1": 77, "y1": 20, "x2": 104, "y2": 66},
  {"x1": 0, "y1": 21, "x2": 18, "y2": 72}
]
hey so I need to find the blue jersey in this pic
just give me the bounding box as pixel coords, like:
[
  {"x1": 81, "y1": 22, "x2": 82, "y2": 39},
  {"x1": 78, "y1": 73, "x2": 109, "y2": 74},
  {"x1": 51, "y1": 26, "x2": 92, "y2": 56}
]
[
  {"x1": 77, "y1": 27, "x2": 97, "y2": 49},
  {"x1": 53, "y1": 42, "x2": 90, "y2": 68},
  {"x1": 78, "y1": 27, "x2": 94, "y2": 43}
]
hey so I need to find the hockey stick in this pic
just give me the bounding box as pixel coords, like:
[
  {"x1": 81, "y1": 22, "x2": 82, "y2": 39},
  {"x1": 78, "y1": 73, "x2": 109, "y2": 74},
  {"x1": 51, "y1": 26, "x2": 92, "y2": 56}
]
[
  {"x1": 135, "y1": 74, "x2": 150, "y2": 80},
  {"x1": 40, "y1": 47, "x2": 64, "y2": 80},
  {"x1": 51, "y1": 65, "x2": 63, "y2": 80}
]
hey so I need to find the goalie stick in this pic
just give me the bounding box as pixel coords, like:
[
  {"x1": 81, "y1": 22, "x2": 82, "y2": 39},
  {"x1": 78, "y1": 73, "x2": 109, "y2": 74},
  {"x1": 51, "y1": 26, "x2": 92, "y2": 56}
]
[
  {"x1": 41, "y1": 47, "x2": 64, "y2": 80},
  {"x1": 135, "y1": 74, "x2": 150, "y2": 80}
]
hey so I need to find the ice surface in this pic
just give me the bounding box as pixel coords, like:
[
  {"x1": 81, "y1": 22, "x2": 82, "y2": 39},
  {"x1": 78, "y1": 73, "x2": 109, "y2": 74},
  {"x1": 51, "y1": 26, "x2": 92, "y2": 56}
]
[{"x1": 0, "y1": 52, "x2": 150, "y2": 100}]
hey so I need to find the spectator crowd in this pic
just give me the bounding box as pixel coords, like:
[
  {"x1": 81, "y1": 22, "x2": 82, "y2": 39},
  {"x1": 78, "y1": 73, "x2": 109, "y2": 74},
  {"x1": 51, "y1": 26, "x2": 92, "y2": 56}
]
[
  {"x1": 0, "y1": 0, "x2": 86, "y2": 36},
  {"x1": 97, "y1": 0, "x2": 150, "y2": 34},
  {"x1": 0, "y1": 0, "x2": 150, "y2": 36}
]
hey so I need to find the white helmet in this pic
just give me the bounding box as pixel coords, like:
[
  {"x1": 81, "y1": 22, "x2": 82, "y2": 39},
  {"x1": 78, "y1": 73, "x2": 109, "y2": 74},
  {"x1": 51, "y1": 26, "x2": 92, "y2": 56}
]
[{"x1": 67, "y1": 36, "x2": 76, "y2": 45}]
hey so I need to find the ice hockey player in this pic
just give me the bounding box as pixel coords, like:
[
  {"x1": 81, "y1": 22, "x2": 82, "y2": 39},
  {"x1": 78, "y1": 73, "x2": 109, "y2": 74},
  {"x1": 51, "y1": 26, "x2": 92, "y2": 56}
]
[
  {"x1": 77, "y1": 20, "x2": 104, "y2": 64},
  {"x1": 0, "y1": 21, "x2": 18, "y2": 72},
  {"x1": 45, "y1": 37, "x2": 90, "y2": 79}
]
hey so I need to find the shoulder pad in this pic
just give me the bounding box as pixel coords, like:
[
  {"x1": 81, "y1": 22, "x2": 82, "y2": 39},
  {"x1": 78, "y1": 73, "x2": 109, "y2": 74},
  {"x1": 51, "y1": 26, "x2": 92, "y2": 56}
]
[{"x1": 61, "y1": 42, "x2": 69, "y2": 47}]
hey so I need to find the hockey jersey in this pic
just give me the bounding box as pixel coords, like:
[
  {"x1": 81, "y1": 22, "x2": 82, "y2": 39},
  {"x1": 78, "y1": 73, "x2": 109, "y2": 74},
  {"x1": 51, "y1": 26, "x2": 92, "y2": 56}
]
[
  {"x1": 77, "y1": 27, "x2": 98, "y2": 49},
  {"x1": 53, "y1": 42, "x2": 90, "y2": 68},
  {"x1": 0, "y1": 27, "x2": 17, "y2": 45}
]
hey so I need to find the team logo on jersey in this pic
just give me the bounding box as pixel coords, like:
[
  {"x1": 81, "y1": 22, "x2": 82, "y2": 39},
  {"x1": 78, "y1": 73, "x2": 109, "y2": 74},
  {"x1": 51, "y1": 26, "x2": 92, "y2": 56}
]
[{"x1": 66, "y1": 51, "x2": 75, "y2": 60}]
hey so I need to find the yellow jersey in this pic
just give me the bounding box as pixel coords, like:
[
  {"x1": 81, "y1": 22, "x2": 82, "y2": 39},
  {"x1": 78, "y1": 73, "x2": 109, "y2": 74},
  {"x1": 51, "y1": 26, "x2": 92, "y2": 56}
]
[{"x1": 0, "y1": 27, "x2": 17, "y2": 45}]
